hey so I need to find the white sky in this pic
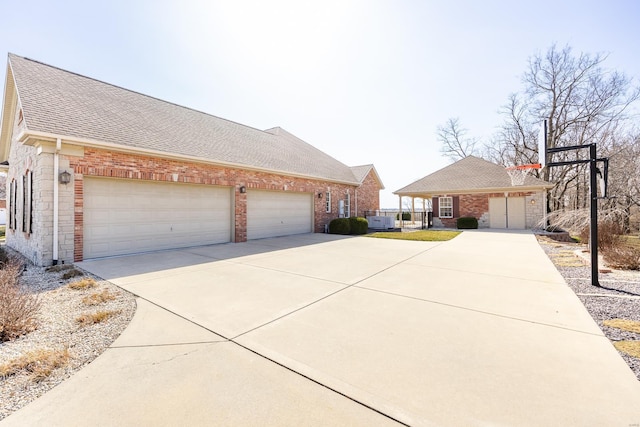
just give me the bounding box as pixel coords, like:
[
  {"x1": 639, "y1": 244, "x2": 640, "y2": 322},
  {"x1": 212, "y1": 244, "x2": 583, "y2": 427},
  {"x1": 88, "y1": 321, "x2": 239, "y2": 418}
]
[{"x1": 1, "y1": 0, "x2": 638, "y2": 207}]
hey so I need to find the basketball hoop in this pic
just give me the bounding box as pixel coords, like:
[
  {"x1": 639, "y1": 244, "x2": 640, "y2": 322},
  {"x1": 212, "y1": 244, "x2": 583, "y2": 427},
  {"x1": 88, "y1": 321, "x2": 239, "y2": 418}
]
[{"x1": 505, "y1": 163, "x2": 541, "y2": 186}]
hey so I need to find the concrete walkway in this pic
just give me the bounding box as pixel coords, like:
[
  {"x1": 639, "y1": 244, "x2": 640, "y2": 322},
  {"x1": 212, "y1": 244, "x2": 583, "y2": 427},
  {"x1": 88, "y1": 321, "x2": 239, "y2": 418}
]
[{"x1": 3, "y1": 231, "x2": 640, "y2": 426}]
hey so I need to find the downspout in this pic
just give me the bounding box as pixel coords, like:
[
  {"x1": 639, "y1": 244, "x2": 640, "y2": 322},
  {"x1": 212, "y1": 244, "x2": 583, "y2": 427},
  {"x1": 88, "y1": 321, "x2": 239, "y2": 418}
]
[
  {"x1": 355, "y1": 188, "x2": 358, "y2": 218},
  {"x1": 52, "y1": 138, "x2": 60, "y2": 265}
]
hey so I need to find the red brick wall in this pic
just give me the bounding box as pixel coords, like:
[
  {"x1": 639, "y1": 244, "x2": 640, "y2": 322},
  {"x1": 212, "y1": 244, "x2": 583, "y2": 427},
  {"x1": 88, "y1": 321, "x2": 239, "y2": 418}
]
[
  {"x1": 68, "y1": 149, "x2": 380, "y2": 261},
  {"x1": 434, "y1": 191, "x2": 535, "y2": 228},
  {"x1": 355, "y1": 170, "x2": 381, "y2": 217}
]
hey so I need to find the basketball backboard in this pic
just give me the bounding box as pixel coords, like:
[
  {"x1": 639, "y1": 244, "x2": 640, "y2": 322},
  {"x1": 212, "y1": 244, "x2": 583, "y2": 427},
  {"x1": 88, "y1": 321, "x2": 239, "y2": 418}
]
[{"x1": 538, "y1": 120, "x2": 548, "y2": 168}]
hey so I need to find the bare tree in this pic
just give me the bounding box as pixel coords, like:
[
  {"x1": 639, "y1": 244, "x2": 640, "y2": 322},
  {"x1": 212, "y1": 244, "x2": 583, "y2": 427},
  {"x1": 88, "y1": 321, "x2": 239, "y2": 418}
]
[
  {"x1": 491, "y1": 44, "x2": 640, "y2": 215},
  {"x1": 437, "y1": 117, "x2": 478, "y2": 161}
]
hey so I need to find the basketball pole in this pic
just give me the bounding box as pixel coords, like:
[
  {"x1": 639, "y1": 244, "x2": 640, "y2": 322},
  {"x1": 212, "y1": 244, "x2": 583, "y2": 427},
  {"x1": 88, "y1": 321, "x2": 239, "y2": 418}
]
[
  {"x1": 547, "y1": 142, "x2": 604, "y2": 287},
  {"x1": 589, "y1": 143, "x2": 599, "y2": 287}
]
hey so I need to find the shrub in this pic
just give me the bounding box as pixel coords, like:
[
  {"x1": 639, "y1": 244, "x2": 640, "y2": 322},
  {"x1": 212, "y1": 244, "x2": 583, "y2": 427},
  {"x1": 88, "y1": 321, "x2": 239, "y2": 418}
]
[
  {"x1": 603, "y1": 244, "x2": 640, "y2": 270},
  {"x1": 329, "y1": 218, "x2": 351, "y2": 235},
  {"x1": 0, "y1": 259, "x2": 40, "y2": 342},
  {"x1": 396, "y1": 212, "x2": 411, "y2": 221},
  {"x1": 456, "y1": 217, "x2": 478, "y2": 229},
  {"x1": 0, "y1": 247, "x2": 9, "y2": 268},
  {"x1": 579, "y1": 220, "x2": 624, "y2": 249},
  {"x1": 349, "y1": 217, "x2": 369, "y2": 235}
]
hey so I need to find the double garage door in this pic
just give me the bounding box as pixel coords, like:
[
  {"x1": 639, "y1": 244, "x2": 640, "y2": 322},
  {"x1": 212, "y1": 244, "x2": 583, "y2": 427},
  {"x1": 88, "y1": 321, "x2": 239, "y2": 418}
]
[
  {"x1": 488, "y1": 197, "x2": 525, "y2": 229},
  {"x1": 83, "y1": 179, "x2": 313, "y2": 259}
]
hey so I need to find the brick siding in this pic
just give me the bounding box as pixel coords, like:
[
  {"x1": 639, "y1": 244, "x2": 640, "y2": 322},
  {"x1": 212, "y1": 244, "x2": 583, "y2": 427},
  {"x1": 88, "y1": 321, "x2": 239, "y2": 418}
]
[{"x1": 67, "y1": 148, "x2": 382, "y2": 262}]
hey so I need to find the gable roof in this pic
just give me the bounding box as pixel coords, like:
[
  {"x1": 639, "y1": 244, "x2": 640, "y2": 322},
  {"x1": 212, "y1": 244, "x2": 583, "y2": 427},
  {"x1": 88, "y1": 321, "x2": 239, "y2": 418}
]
[
  {"x1": 2, "y1": 54, "x2": 360, "y2": 184},
  {"x1": 349, "y1": 164, "x2": 385, "y2": 189},
  {"x1": 394, "y1": 156, "x2": 551, "y2": 195}
]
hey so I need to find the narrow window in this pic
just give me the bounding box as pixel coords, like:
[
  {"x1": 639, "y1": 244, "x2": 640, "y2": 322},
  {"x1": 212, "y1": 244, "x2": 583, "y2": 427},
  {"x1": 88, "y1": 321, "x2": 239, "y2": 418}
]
[
  {"x1": 9, "y1": 179, "x2": 16, "y2": 230},
  {"x1": 345, "y1": 192, "x2": 351, "y2": 218},
  {"x1": 325, "y1": 191, "x2": 331, "y2": 213},
  {"x1": 439, "y1": 196, "x2": 453, "y2": 218},
  {"x1": 23, "y1": 171, "x2": 33, "y2": 234}
]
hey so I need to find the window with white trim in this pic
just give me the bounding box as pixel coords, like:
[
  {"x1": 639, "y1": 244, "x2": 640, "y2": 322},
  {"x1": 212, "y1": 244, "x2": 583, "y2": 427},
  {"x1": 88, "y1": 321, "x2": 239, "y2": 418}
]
[
  {"x1": 325, "y1": 191, "x2": 331, "y2": 213},
  {"x1": 439, "y1": 196, "x2": 453, "y2": 218},
  {"x1": 345, "y1": 192, "x2": 351, "y2": 218}
]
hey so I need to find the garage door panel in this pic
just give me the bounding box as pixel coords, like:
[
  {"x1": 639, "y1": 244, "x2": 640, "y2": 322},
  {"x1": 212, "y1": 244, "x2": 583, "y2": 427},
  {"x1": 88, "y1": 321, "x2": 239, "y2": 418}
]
[
  {"x1": 247, "y1": 190, "x2": 312, "y2": 240},
  {"x1": 84, "y1": 178, "x2": 232, "y2": 259}
]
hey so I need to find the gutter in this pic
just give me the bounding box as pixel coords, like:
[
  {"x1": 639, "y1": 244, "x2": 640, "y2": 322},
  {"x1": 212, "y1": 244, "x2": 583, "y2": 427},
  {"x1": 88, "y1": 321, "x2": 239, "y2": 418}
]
[{"x1": 16, "y1": 130, "x2": 362, "y2": 187}]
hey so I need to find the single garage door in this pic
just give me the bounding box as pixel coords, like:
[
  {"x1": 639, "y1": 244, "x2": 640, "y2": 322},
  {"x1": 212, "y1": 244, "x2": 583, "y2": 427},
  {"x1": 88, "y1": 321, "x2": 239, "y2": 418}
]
[
  {"x1": 489, "y1": 197, "x2": 526, "y2": 229},
  {"x1": 247, "y1": 190, "x2": 313, "y2": 239},
  {"x1": 84, "y1": 178, "x2": 232, "y2": 259}
]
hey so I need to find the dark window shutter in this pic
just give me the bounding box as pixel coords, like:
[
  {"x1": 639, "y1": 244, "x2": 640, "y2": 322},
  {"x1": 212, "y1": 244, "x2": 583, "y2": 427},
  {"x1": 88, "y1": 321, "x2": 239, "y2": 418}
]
[
  {"x1": 432, "y1": 197, "x2": 439, "y2": 217},
  {"x1": 453, "y1": 196, "x2": 460, "y2": 218}
]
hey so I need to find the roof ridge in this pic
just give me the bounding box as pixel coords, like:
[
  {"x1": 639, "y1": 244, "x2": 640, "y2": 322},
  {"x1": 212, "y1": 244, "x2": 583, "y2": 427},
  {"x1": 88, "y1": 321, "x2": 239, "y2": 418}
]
[{"x1": 8, "y1": 53, "x2": 275, "y2": 138}]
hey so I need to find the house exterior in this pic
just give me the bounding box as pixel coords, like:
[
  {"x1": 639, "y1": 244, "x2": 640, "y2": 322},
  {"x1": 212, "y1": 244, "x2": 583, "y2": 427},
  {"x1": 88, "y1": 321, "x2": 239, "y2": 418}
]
[
  {"x1": 394, "y1": 156, "x2": 552, "y2": 229},
  {"x1": 0, "y1": 54, "x2": 383, "y2": 266}
]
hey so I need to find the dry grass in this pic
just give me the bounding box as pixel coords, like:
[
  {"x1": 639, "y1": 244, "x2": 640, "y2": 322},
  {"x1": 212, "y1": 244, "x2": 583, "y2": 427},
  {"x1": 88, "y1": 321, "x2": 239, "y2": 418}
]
[
  {"x1": 62, "y1": 268, "x2": 84, "y2": 280},
  {"x1": 613, "y1": 341, "x2": 640, "y2": 359},
  {"x1": 0, "y1": 348, "x2": 70, "y2": 382},
  {"x1": 604, "y1": 319, "x2": 640, "y2": 334},
  {"x1": 45, "y1": 264, "x2": 74, "y2": 273},
  {"x1": 67, "y1": 277, "x2": 97, "y2": 290},
  {"x1": 82, "y1": 289, "x2": 116, "y2": 306},
  {"x1": 0, "y1": 259, "x2": 40, "y2": 342},
  {"x1": 550, "y1": 250, "x2": 584, "y2": 267},
  {"x1": 76, "y1": 310, "x2": 119, "y2": 326}
]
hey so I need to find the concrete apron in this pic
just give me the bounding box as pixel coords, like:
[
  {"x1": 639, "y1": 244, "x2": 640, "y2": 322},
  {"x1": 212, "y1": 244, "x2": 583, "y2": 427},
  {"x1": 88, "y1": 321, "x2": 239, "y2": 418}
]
[{"x1": 3, "y1": 231, "x2": 640, "y2": 426}]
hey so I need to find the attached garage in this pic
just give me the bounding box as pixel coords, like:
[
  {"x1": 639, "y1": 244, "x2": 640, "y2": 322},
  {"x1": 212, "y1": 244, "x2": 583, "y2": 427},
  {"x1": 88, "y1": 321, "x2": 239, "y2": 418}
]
[
  {"x1": 247, "y1": 190, "x2": 313, "y2": 239},
  {"x1": 489, "y1": 197, "x2": 525, "y2": 229},
  {"x1": 83, "y1": 178, "x2": 232, "y2": 258}
]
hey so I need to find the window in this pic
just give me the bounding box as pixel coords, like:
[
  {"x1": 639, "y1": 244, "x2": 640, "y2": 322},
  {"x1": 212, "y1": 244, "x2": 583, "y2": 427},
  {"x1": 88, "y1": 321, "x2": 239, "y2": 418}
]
[
  {"x1": 325, "y1": 191, "x2": 331, "y2": 213},
  {"x1": 345, "y1": 192, "x2": 351, "y2": 218},
  {"x1": 9, "y1": 179, "x2": 16, "y2": 230},
  {"x1": 439, "y1": 196, "x2": 453, "y2": 218},
  {"x1": 23, "y1": 172, "x2": 33, "y2": 234}
]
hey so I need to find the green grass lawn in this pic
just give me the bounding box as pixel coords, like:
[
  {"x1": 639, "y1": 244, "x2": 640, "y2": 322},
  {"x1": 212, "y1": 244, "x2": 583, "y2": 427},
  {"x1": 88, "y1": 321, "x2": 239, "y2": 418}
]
[{"x1": 366, "y1": 230, "x2": 461, "y2": 241}]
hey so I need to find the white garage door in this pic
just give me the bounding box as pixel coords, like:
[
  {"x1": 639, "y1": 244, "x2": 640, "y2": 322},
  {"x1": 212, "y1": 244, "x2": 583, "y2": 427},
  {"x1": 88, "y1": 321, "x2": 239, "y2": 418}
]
[
  {"x1": 247, "y1": 190, "x2": 313, "y2": 239},
  {"x1": 489, "y1": 197, "x2": 526, "y2": 229},
  {"x1": 84, "y1": 178, "x2": 232, "y2": 259}
]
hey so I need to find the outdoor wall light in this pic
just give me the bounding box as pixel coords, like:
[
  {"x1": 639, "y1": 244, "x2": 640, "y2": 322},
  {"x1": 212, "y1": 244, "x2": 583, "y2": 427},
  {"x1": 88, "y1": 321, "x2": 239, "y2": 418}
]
[
  {"x1": 239, "y1": 186, "x2": 246, "y2": 193},
  {"x1": 318, "y1": 192, "x2": 323, "y2": 199},
  {"x1": 530, "y1": 199, "x2": 536, "y2": 205},
  {"x1": 59, "y1": 170, "x2": 71, "y2": 185}
]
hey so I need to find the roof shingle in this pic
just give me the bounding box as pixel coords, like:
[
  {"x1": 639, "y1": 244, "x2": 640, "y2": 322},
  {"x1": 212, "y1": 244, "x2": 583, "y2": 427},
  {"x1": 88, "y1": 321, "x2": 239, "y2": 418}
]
[
  {"x1": 394, "y1": 156, "x2": 550, "y2": 195},
  {"x1": 8, "y1": 54, "x2": 359, "y2": 184}
]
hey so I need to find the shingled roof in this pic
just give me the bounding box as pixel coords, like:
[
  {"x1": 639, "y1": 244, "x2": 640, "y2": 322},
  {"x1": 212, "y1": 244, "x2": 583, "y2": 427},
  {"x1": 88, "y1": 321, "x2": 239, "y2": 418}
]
[
  {"x1": 394, "y1": 156, "x2": 551, "y2": 196},
  {"x1": 3, "y1": 54, "x2": 360, "y2": 184},
  {"x1": 349, "y1": 164, "x2": 385, "y2": 189}
]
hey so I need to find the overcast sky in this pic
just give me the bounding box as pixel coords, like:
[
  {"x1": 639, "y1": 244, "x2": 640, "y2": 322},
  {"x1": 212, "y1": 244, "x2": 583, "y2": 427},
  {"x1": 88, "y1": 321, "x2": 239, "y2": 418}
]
[{"x1": 1, "y1": 0, "x2": 638, "y2": 207}]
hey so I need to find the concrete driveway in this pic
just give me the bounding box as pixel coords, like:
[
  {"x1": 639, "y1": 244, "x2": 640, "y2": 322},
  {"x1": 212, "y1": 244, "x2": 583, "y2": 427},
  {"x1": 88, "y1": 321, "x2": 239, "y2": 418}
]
[{"x1": 3, "y1": 231, "x2": 640, "y2": 426}]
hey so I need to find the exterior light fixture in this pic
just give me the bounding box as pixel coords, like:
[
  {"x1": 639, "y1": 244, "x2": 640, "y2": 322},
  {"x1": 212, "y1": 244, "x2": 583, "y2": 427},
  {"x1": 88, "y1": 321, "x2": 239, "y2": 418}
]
[
  {"x1": 59, "y1": 170, "x2": 71, "y2": 185},
  {"x1": 318, "y1": 192, "x2": 323, "y2": 199},
  {"x1": 239, "y1": 186, "x2": 246, "y2": 193}
]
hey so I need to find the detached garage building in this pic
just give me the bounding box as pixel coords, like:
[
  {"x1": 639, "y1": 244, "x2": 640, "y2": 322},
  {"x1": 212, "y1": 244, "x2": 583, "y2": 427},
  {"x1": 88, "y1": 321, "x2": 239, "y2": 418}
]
[
  {"x1": 394, "y1": 156, "x2": 552, "y2": 230},
  {"x1": 0, "y1": 54, "x2": 383, "y2": 265}
]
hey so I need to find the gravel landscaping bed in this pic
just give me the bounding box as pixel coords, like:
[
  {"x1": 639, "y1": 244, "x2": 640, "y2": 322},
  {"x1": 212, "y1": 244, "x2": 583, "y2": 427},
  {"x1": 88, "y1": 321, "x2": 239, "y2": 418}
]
[
  {"x1": 537, "y1": 236, "x2": 640, "y2": 380},
  {"x1": 0, "y1": 250, "x2": 136, "y2": 420}
]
